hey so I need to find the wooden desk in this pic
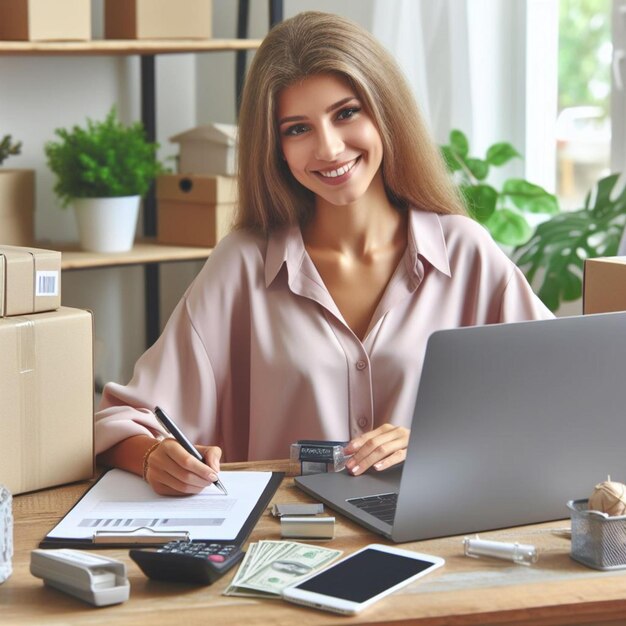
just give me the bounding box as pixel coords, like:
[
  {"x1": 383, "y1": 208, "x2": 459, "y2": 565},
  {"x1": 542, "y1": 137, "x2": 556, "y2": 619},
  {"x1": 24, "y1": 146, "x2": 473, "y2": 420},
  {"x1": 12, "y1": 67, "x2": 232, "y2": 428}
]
[{"x1": 3, "y1": 460, "x2": 626, "y2": 626}]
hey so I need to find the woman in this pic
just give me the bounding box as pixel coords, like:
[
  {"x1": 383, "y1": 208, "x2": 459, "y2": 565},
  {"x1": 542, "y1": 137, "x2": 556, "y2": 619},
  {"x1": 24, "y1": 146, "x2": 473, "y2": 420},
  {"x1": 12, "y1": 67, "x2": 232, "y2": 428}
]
[{"x1": 96, "y1": 12, "x2": 552, "y2": 495}]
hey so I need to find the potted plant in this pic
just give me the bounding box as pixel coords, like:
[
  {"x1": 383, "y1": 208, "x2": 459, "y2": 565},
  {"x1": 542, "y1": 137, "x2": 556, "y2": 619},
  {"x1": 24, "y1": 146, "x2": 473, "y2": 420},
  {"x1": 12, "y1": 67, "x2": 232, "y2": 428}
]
[
  {"x1": 0, "y1": 135, "x2": 21, "y2": 164},
  {"x1": 442, "y1": 131, "x2": 626, "y2": 313},
  {"x1": 0, "y1": 134, "x2": 35, "y2": 246},
  {"x1": 45, "y1": 107, "x2": 163, "y2": 253},
  {"x1": 441, "y1": 129, "x2": 559, "y2": 247},
  {"x1": 514, "y1": 173, "x2": 626, "y2": 312}
]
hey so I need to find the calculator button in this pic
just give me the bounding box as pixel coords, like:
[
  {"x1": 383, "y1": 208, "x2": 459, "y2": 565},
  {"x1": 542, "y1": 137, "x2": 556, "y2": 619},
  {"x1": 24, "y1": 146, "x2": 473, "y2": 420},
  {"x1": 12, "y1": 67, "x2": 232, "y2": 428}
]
[{"x1": 208, "y1": 555, "x2": 225, "y2": 563}]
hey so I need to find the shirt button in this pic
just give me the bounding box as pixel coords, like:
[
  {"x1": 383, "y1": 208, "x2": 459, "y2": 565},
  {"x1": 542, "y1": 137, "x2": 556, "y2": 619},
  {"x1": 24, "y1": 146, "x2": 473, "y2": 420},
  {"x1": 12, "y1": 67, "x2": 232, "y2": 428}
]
[
  {"x1": 358, "y1": 416, "x2": 368, "y2": 428},
  {"x1": 356, "y1": 360, "x2": 367, "y2": 371}
]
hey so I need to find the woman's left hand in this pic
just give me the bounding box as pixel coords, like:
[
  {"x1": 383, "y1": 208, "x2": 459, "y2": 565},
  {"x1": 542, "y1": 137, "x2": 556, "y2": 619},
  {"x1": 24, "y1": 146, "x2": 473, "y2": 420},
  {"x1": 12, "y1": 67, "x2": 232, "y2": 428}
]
[{"x1": 343, "y1": 424, "x2": 410, "y2": 476}]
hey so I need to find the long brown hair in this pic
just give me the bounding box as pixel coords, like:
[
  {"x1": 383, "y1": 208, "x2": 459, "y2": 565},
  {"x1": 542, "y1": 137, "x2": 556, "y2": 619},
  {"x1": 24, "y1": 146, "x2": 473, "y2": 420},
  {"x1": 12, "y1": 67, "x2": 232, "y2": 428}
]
[{"x1": 235, "y1": 11, "x2": 466, "y2": 234}]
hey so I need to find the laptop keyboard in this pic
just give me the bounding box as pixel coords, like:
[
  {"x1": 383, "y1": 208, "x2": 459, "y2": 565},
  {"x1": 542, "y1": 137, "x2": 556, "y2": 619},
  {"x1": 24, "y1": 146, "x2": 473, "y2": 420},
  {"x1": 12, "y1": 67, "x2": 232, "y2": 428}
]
[{"x1": 347, "y1": 492, "x2": 398, "y2": 525}]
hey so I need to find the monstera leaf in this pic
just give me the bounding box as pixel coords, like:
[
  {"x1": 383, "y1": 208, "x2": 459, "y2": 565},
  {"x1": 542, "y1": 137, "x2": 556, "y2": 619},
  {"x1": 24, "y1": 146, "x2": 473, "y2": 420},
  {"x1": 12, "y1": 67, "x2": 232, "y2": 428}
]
[{"x1": 514, "y1": 174, "x2": 626, "y2": 311}]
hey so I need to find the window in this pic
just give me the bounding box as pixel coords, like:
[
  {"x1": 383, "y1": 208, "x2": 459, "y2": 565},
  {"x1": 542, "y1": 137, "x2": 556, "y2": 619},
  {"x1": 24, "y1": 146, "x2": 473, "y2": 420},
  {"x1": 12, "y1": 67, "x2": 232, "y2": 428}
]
[{"x1": 556, "y1": 0, "x2": 612, "y2": 210}]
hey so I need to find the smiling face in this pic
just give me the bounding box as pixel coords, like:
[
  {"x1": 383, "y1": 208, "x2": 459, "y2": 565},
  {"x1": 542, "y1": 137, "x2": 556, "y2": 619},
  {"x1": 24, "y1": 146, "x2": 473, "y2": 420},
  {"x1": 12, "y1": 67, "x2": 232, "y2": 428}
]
[{"x1": 277, "y1": 73, "x2": 384, "y2": 210}]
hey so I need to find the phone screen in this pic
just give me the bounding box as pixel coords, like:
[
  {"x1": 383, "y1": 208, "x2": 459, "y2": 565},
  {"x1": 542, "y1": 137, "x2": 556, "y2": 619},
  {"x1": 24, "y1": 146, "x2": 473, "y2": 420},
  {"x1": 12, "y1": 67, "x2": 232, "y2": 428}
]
[{"x1": 294, "y1": 548, "x2": 435, "y2": 603}]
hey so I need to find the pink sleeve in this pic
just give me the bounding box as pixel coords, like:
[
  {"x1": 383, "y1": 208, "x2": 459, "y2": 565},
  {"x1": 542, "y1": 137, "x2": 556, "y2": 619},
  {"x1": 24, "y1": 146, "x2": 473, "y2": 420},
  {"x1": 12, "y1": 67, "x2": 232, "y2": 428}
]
[
  {"x1": 500, "y1": 265, "x2": 555, "y2": 322},
  {"x1": 94, "y1": 296, "x2": 218, "y2": 455}
]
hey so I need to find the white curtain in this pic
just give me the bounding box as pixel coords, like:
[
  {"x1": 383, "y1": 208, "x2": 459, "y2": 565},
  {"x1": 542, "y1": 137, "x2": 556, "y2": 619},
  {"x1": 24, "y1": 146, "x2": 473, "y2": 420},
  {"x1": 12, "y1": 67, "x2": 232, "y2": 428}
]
[
  {"x1": 371, "y1": 0, "x2": 472, "y2": 144},
  {"x1": 371, "y1": 0, "x2": 558, "y2": 189}
]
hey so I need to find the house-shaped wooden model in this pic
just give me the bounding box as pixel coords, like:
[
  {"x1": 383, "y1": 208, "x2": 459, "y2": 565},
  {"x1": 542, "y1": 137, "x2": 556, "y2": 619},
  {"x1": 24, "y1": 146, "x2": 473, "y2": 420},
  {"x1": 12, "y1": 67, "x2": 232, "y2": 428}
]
[{"x1": 170, "y1": 123, "x2": 237, "y2": 177}]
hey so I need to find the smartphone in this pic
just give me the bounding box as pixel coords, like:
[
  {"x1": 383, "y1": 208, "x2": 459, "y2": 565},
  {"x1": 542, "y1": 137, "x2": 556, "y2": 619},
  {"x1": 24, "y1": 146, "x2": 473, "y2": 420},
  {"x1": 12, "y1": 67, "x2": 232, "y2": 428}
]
[{"x1": 281, "y1": 543, "x2": 444, "y2": 616}]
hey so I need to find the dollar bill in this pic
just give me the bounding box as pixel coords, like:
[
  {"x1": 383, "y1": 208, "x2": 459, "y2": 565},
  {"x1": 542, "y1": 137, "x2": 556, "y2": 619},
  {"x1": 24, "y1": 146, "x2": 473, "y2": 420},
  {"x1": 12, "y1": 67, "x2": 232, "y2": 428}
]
[
  {"x1": 236, "y1": 542, "x2": 342, "y2": 594},
  {"x1": 224, "y1": 542, "x2": 280, "y2": 597},
  {"x1": 226, "y1": 544, "x2": 257, "y2": 588},
  {"x1": 223, "y1": 584, "x2": 276, "y2": 599},
  {"x1": 225, "y1": 541, "x2": 298, "y2": 597},
  {"x1": 249, "y1": 541, "x2": 290, "y2": 571},
  {"x1": 236, "y1": 542, "x2": 288, "y2": 582},
  {"x1": 223, "y1": 541, "x2": 342, "y2": 598}
]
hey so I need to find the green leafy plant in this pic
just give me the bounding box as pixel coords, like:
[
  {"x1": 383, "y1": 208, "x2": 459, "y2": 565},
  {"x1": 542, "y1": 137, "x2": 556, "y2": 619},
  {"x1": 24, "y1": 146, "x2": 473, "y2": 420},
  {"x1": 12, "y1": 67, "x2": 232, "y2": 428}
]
[
  {"x1": 514, "y1": 173, "x2": 626, "y2": 311},
  {"x1": 45, "y1": 107, "x2": 163, "y2": 207},
  {"x1": 0, "y1": 134, "x2": 22, "y2": 166},
  {"x1": 441, "y1": 129, "x2": 559, "y2": 246}
]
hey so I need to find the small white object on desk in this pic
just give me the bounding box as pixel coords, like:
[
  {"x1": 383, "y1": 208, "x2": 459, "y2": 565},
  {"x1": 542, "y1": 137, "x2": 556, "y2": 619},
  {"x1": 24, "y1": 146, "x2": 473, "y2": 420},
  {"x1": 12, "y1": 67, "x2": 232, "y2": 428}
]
[
  {"x1": 30, "y1": 549, "x2": 129, "y2": 606},
  {"x1": 0, "y1": 485, "x2": 12, "y2": 583},
  {"x1": 271, "y1": 503, "x2": 324, "y2": 517},
  {"x1": 463, "y1": 535, "x2": 538, "y2": 566},
  {"x1": 281, "y1": 516, "x2": 335, "y2": 539}
]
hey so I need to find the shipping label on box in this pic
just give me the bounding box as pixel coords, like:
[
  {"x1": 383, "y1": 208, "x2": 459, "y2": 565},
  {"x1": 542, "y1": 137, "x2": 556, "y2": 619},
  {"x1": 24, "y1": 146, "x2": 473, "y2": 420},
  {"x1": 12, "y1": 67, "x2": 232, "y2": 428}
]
[
  {"x1": 0, "y1": 245, "x2": 61, "y2": 317},
  {"x1": 105, "y1": 0, "x2": 212, "y2": 40},
  {"x1": 156, "y1": 174, "x2": 236, "y2": 247},
  {"x1": 0, "y1": 307, "x2": 94, "y2": 495},
  {"x1": 0, "y1": 0, "x2": 91, "y2": 41},
  {"x1": 584, "y1": 257, "x2": 626, "y2": 314}
]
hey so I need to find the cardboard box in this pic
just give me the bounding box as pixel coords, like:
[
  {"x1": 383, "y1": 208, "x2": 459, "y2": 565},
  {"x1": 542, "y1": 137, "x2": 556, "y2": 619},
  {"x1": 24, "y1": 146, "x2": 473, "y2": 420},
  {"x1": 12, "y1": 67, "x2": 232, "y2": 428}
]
[
  {"x1": 0, "y1": 307, "x2": 94, "y2": 495},
  {"x1": 170, "y1": 124, "x2": 237, "y2": 177},
  {"x1": 0, "y1": 0, "x2": 91, "y2": 41},
  {"x1": 105, "y1": 0, "x2": 212, "y2": 40},
  {"x1": 0, "y1": 245, "x2": 61, "y2": 317},
  {"x1": 0, "y1": 170, "x2": 35, "y2": 246},
  {"x1": 156, "y1": 174, "x2": 236, "y2": 247},
  {"x1": 583, "y1": 257, "x2": 626, "y2": 314}
]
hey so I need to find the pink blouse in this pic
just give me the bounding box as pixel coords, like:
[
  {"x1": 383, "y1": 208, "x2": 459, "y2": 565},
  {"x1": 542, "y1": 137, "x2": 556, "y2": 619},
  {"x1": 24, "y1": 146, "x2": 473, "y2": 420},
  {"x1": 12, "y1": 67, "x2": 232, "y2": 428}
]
[{"x1": 95, "y1": 210, "x2": 553, "y2": 461}]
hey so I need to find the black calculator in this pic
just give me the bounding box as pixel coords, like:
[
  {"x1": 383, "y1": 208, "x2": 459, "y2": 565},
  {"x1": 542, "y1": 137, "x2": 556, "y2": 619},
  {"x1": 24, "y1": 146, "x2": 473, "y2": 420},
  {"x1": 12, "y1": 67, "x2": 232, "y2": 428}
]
[{"x1": 130, "y1": 540, "x2": 244, "y2": 585}]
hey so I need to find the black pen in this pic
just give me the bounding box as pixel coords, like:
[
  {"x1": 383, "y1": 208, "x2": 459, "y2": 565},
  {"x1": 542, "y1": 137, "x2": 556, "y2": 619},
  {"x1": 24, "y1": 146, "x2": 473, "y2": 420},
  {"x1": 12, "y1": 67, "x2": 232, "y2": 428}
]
[{"x1": 154, "y1": 406, "x2": 228, "y2": 495}]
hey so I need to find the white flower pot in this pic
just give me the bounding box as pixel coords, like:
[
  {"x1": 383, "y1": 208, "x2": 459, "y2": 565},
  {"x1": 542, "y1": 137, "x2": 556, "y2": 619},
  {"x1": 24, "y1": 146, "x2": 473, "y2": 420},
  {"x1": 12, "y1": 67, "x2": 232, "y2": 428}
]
[{"x1": 73, "y1": 196, "x2": 141, "y2": 253}]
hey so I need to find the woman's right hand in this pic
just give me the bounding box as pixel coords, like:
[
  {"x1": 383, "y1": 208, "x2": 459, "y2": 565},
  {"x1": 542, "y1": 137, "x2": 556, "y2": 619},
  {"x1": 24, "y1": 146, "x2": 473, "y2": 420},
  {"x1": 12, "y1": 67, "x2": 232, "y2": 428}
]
[{"x1": 144, "y1": 439, "x2": 223, "y2": 496}]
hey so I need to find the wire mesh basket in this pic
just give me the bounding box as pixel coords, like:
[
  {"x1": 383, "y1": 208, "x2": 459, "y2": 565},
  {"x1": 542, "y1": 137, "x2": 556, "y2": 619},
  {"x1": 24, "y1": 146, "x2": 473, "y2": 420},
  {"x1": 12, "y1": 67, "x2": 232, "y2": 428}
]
[{"x1": 568, "y1": 499, "x2": 626, "y2": 570}]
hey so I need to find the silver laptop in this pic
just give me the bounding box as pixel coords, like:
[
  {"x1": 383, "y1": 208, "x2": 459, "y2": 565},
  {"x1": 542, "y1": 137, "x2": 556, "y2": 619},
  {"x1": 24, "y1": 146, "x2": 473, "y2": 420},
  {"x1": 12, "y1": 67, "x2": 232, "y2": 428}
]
[{"x1": 295, "y1": 311, "x2": 626, "y2": 542}]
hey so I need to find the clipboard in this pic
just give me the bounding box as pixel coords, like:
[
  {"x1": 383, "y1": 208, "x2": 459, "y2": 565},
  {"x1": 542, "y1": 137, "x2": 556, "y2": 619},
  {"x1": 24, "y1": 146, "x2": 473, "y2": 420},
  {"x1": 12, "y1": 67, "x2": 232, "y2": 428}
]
[{"x1": 39, "y1": 469, "x2": 284, "y2": 549}]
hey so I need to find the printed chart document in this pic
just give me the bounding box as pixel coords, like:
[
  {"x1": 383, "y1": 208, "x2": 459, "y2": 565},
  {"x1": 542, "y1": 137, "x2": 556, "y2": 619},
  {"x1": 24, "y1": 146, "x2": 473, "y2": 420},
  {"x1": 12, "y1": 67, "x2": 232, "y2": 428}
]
[{"x1": 44, "y1": 469, "x2": 273, "y2": 543}]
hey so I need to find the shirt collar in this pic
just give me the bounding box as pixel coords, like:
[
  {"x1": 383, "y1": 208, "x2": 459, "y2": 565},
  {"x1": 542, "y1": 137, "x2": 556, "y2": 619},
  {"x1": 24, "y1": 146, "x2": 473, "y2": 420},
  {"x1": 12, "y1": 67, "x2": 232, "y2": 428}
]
[
  {"x1": 264, "y1": 210, "x2": 452, "y2": 288},
  {"x1": 265, "y1": 225, "x2": 306, "y2": 287},
  {"x1": 407, "y1": 210, "x2": 451, "y2": 278}
]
